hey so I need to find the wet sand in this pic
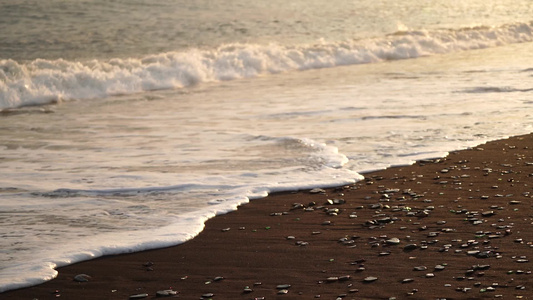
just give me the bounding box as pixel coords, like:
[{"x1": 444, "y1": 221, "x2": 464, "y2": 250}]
[{"x1": 4, "y1": 133, "x2": 533, "y2": 299}]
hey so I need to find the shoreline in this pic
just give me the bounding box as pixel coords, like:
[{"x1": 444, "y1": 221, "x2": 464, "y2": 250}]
[{"x1": 4, "y1": 133, "x2": 533, "y2": 299}]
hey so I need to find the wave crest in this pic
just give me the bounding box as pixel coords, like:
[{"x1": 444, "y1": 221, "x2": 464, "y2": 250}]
[{"x1": 1, "y1": 21, "x2": 532, "y2": 109}]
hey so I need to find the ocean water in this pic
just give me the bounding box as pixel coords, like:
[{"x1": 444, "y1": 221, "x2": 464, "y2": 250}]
[{"x1": 1, "y1": 0, "x2": 533, "y2": 292}]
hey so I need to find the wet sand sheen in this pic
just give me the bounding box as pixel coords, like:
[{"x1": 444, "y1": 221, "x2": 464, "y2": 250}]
[{"x1": 4, "y1": 133, "x2": 533, "y2": 299}]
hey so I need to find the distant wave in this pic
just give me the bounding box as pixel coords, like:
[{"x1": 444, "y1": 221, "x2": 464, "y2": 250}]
[
  {"x1": 1, "y1": 21, "x2": 532, "y2": 110},
  {"x1": 462, "y1": 86, "x2": 533, "y2": 93}
]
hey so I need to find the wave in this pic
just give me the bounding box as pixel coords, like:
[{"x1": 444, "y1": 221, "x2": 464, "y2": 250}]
[
  {"x1": 1, "y1": 21, "x2": 532, "y2": 110},
  {"x1": 461, "y1": 86, "x2": 533, "y2": 93}
]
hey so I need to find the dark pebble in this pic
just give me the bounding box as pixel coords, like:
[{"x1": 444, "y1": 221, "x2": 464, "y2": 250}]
[
  {"x1": 403, "y1": 244, "x2": 418, "y2": 251},
  {"x1": 73, "y1": 274, "x2": 91, "y2": 282}
]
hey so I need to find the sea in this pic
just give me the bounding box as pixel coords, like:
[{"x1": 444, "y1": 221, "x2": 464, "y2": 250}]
[{"x1": 1, "y1": 0, "x2": 533, "y2": 292}]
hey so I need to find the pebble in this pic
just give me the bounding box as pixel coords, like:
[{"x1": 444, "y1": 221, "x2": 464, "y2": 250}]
[
  {"x1": 73, "y1": 274, "x2": 91, "y2": 282},
  {"x1": 339, "y1": 275, "x2": 351, "y2": 281},
  {"x1": 129, "y1": 294, "x2": 149, "y2": 299},
  {"x1": 156, "y1": 290, "x2": 177, "y2": 297},
  {"x1": 310, "y1": 188, "x2": 326, "y2": 194},
  {"x1": 404, "y1": 244, "x2": 418, "y2": 251},
  {"x1": 201, "y1": 293, "x2": 215, "y2": 298},
  {"x1": 276, "y1": 284, "x2": 291, "y2": 289},
  {"x1": 386, "y1": 237, "x2": 400, "y2": 245},
  {"x1": 363, "y1": 276, "x2": 378, "y2": 283},
  {"x1": 434, "y1": 265, "x2": 446, "y2": 271}
]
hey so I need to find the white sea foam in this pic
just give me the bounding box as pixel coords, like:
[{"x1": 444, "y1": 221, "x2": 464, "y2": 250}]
[
  {"x1": 1, "y1": 21, "x2": 532, "y2": 110},
  {"x1": 0, "y1": 135, "x2": 361, "y2": 292}
]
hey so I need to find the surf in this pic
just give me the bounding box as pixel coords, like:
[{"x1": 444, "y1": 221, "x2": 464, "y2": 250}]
[{"x1": 1, "y1": 21, "x2": 532, "y2": 110}]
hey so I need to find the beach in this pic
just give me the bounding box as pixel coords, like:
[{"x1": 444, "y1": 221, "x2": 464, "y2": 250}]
[
  {"x1": 2, "y1": 1, "x2": 533, "y2": 297},
  {"x1": 4, "y1": 133, "x2": 533, "y2": 299}
]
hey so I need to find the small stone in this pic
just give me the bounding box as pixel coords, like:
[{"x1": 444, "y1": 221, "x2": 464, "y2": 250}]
[
  {"x1": 310, "y1": 188, "x2": 326, "y2": 194},
  {"x1": 363, "y1": 276, "x2": 378, "y2": 283},
  {"x1": 277, "y1": 289, "x2": 289, "y2": 294},
  {"x1": 339, "y1": 275, "x2": 351, "y2": 281},
  {"x1": 201, "y1": 293, "x2": 214, "y2": 298},
  {"x1": 481, "y1": 211, "x2": 495, "y2": 217},
  {"x1": 73, "y1": 274, "x2": 91, "y2": 282},
  {"x1": 402, "y1": 278, "x2": 414, "y2": 283},
  {"x1": 435, "y1": 265, "x2": 445, "y2": 271},
  {"x1": 404, "y1": 244, "x2": 418, "y2": 251},
  {"x1": 129, "y1": 294, "x2": 149, "y2": 299},
  {"x1": 276, "y1": 284, "x2": 291, "y2": 289},
  {"x1": 386, "y1": 237, "x2": 401, "y2": 245},
  {"x1": 413, "y1": 266, "x2": 427, "y2": 271},
  {"x1": 156, "y1": 290, "x2": 177, "y2": 297}
]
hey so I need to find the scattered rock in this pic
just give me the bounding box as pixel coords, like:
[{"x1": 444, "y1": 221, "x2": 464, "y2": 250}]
[
  {"x1": 404, "y1": 244, "x2": 418, "y2": 251},
  {"x1": 156, "y1": 290, "x2": 178, "y2": 297},
  {"x1": 73, "y1": 274, "x2": 91, "y2": 282},
  {"x1": 386, "y1": 237, "x2": 400, "y2": 245},
  {"x1": 129, "y1": 294, "x2": 149, "y2": 299}
]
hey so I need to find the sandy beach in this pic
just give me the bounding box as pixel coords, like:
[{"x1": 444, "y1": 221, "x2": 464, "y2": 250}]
[{"x1": 4, "y1": 133, "x2": 533, "y2": 299}]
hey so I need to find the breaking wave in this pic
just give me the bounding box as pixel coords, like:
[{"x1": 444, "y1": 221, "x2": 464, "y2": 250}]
[{"x1": 1, "y1": 21, "x2": 532, "y2": 109}]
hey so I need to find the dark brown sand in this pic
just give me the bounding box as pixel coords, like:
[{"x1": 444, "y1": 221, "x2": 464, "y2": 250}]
[{"x1": 4, "y1": 134, "x2": 533, "y2": 300}]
